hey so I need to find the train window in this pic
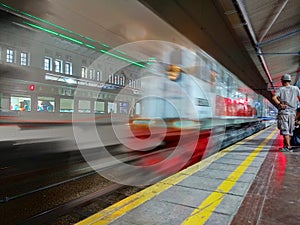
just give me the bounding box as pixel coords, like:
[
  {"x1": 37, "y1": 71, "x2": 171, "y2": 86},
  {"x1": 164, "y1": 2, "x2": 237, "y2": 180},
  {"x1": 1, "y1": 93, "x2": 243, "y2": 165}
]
[
  {"x1": 44, "y1": 57, "x2": 52, "y2": 71},
  {"x1": 20, "y1": 52, "x2": 29, "y2": 66},
  {"x1": 65, "y1": 62, "x2": 72, "y2": 75},
  {"x1": 94, "y1": 101, "x2": 105, "y2": 113},
  {"x1": 37, "y1": 97, "x2": 55, "y2": 112},
  {"x1": 6, "y1": 49, "x2": 14, "y2": 63},
  {"x1": 54, "y1": 59, "x2": 63, "y2": 73},
  {"x1": 78, "y1": 100, "x2": 91, "y2": 113},
  {"x1": 60, "y1": 98, "x2": 74, "y2": 112},
  {"x1": 10, "y1": 96, "x2": 31, "y2": 111}
]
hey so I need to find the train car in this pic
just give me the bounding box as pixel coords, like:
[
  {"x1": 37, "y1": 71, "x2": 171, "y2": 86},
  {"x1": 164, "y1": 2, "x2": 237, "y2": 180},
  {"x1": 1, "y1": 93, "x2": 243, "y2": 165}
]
[{"x1": 126, "y1": 52, "x2": 277, "y2": 174}]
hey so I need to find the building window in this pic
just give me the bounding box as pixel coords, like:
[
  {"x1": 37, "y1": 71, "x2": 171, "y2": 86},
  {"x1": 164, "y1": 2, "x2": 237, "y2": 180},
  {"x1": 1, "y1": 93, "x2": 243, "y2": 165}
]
[
  {"x1": 20, "y1": 52, "x2": 29, "y2": 66},
  {"x1": 81, "y1": 66, "x2": 87, "y2": 78},
  {"x1": 89, "y1": 68, "x2": 95, "y2": 80},
  {"x1": 65, "y1": 62, "x2": 72, "y2": 75},
  {"x1": 96, "y1": 71, "x2": 101, "y2": 81},
  {"x1": 109, "y1": 75, "x2": 113, "y2": 83},
  {"x1": 44, "y1": 57, "x2": 52, "y2": 71},
  {"x1": 114, "y1": 75, "x2": 119, "y2": 85},
  {"x1": 120, "y1": 75, "x2": 125, "y2": 86},
  {"x1": 128, "y1": 79, "x2": 132, "y2": 87},
  {"x1": 54, "y1": 59, "x2": 63, "y2": 73},
  {"x1": 6, "y1": 49, "x2": 14, "y2": 63}
]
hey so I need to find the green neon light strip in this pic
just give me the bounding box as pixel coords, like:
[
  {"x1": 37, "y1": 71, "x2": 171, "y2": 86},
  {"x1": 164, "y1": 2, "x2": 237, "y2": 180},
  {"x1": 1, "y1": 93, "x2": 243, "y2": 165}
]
[
  {"x1": 22, "y1": 21, "x2": 147, "y2": 68},
  {"x1": 1, "y1": 2, "x2": 127, "y2": 56},
  {"x1": 115, "y1": 49, "x2": 127, "y2": 55},
  {"x1": 85, "y1": 44, "x2": 96, "y2": 49},
  {"x1": 101, "y1": 43, "x2": 110, "y2": 48},
  {"x1": 23, "y1": 22, "x2": 83, "y2": 45},
  {"x1": 100, "y1": 50, "x2": 146, "y2": 68}
]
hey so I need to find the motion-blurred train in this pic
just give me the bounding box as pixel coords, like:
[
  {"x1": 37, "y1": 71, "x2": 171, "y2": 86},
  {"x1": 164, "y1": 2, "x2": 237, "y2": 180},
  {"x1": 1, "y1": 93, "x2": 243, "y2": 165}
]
[{"x1": 0, "y1": 3, "x2": 277, "y2": 177}]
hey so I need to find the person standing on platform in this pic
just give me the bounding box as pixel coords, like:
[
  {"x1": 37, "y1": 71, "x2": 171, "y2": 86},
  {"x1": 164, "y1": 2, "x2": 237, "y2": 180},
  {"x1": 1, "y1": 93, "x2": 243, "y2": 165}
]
[{"x1": 272, "y1": 73, "x2": 300, "y2": 152}]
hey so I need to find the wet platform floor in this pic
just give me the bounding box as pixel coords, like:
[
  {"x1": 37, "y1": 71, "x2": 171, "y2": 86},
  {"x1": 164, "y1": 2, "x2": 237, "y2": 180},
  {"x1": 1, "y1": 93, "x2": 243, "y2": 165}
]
[
  {"x1": 76, "y1": 126, "x2": 300, "y2": 225},
  {"x1": 231, "y1": 135, "x2": 300, "y2": 225}
]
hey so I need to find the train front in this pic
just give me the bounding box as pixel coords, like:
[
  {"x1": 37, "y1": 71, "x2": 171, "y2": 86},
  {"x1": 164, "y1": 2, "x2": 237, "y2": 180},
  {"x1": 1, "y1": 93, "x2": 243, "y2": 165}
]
[{"x1": 127, "y1": 63, "x2": 214, "y2": 174}]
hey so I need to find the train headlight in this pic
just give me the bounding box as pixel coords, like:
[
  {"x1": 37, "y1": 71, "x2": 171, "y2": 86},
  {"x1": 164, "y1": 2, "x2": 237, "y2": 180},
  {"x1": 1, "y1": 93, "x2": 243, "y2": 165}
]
[{"x1": 167, "y1": 64, "x2": 181, "y2": 81}]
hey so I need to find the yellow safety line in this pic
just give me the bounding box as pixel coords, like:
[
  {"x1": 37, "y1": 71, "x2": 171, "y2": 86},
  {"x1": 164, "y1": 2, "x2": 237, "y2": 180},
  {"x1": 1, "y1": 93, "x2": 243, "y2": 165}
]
[
  {"x1": 76, "y1": 126, "x2": 277, "y2": 225},
  {"x1": 181, "y1": 128, "x2": 278, "y2": 225}
]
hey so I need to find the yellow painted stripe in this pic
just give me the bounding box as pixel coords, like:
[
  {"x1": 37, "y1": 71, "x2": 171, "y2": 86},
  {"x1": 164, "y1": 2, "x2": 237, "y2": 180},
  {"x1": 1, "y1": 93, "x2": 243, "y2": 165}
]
[
  {"x1": 76, "y1": 126, "x2": 277, "y2": 225},
  {"x1": 181, "y1": 128, "x2": 278, "y2": 225}
]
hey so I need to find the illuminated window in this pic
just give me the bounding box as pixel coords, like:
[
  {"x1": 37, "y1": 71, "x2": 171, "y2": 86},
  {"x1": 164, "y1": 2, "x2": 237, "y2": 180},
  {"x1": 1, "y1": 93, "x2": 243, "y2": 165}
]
[
  {"x1": 10, "y1": 96, "x2": 31, "y2": 111},
  {"x1": 78, "y1": 100, "x2": 91, "y2": 113},
  {"x1": 37, "y1": 97, "x2": 55, "y2": 112},
  {"x1": 44, "y1": 57, "x2": 52, "y2": 71},
  {"x1": 89, "y1": 68, "x2": 95, "y2": 80},
  {"x1": 119, "y1": 102, "x2": 128, "y2": 114},
  {"x1": 81, "y1": 66, "x2": 87, "y2": 78},
  {"x1": 6, "y1": 49, "x2": 14, "y2": 63},
  {"x1": 94, "y1": 101, "x2": 105, "y2": 113},
  {"x1": 108, "y1": 75, "x2": 113, "y2": 83},
  {"x1": 108, "y1": 102, "x2": 117, "y2": 113},
  {"x1": 120, "y1": 74, "x2": 125, "y2": 86},
  {"x1": 20, "y1": 52, "x2": 29, "y2": 66},
  {"x1": 60, "y1": 98, "x2": 74, "y2": 112},
  {"x1": 54, "y1": 59, "x2": 63, "y2": 73},
  {"x1": 114, "y1": 75, "x2": 119, "y2": 85},
  {"x1": 65, "y1": 62, "x2": 72, "y2": 75},
  {"x1": 96, "y1": 71, "x2": 102, "y2": 81}
]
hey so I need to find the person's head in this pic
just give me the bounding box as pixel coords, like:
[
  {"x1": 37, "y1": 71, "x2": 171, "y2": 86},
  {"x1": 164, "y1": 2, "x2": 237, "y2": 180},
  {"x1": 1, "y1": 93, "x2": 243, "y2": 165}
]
[{"x1": 281, "y1": 74, "x2": 291, "y2": 85}]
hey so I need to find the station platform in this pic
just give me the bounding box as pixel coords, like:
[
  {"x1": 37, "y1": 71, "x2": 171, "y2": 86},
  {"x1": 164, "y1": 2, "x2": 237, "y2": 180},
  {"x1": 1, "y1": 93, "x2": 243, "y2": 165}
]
[{"x1": 76, "y1": 125, "x2": 300, "y2": 225}]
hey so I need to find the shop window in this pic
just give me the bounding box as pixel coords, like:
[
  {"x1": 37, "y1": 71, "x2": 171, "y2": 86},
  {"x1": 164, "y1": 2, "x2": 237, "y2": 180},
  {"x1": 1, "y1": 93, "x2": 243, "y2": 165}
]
[
  {"x1": 108, "y1": 102, "x2": 117, "y2": 114},
  {"x1": 119, "y1": 102, "x2": 128, "y2": 114},
  {"x1": 37, "y1": 97, "x2": 55, "y2": 112},
  {"x1": 94, "y1": 101, "x2": 105, "y2": 113},
  {"x1": 78, "y1": 100, "x2": 91, "y2": 113},
  {"x1": 60, "y1": 98, "x2": 74, "y2": 112},
  {"x1": 10, "y1": 96, "x2": 31, "y2": 111}
]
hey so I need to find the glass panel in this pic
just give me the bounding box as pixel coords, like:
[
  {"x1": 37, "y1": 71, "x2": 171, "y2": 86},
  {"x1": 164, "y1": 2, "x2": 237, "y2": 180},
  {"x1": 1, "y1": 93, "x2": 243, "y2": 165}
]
[
  {"x1": 78, "y1": 100, "x2": 91, "y2": 113},
  {"x1": 119, "y1": 102, "x2": 128, "y2": 114},
  {"x1": 94, "y1": 101, "x2": 105, "y2": 113},
  {"x1": 60, "y1": 98, "x2": 74, "y2": 112},
  {"x1": 37, "y1": 96, "x2": 55, "y2": 112},
  {"x1": 20, "y1": 52, "x2": 29, "y2": 66},
  {"x1": 10, "y1": 96, "x2": 31, "y2": 111},
  {"x1": 108, "y1": 102, "x2": 117, "y2": 113},
  {"x1": 6, "y1": 49, "x2": 14, "y2": 63}
]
